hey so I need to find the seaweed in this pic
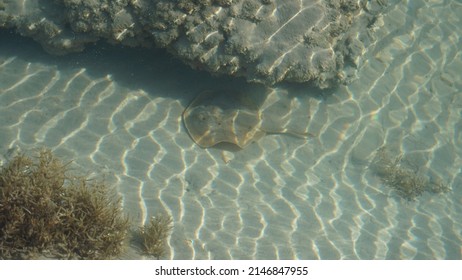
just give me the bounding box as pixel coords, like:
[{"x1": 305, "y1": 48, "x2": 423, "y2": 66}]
[
  {"x1": 135, "y1": 215, "x2": 173, "y2": 259},
  {"x1": 0, "y1": 149, "x2": 129, "y2": 259},
  {"x1": 370, "y1": 147, "x2": 450, "y2": 201}
]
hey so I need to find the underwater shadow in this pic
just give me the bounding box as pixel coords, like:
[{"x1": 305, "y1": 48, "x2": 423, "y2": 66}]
[{"x1": 0, "y1": 29, "x2": 258, "y2": 105}]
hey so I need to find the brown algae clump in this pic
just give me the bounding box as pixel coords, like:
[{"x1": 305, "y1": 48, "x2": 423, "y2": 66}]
[
  {"x1": 370, "y1": 147, "x2": 450, "y2": 201},
  {"x1": 136, "y1": 215, "x2": 173, "y2": 259},
  {"x1": 0, "y1": 149, "x2": 129, "y2": 259}
]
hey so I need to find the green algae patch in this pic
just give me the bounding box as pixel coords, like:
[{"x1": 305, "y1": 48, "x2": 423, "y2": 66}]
[
  {"x1": 370, "y1": 147, "x2": 450, "y2": 201},
  {"x1": 0, "y1": 149, "x2": 129, "y2": 259},
  {"x1": 133, "y1": 215, "x2": 173, "y2": 259}
]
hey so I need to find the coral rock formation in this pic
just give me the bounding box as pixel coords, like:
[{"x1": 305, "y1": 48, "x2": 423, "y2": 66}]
[{"x1": 0, "y1": 0, "x2": 388, "y2": 88}]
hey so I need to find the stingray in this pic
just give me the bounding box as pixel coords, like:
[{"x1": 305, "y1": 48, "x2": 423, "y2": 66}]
[{"x1": 183, "y1": 89, "x2": 311, "y2": 148}]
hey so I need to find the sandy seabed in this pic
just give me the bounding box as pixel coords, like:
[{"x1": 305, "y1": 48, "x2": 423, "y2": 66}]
[{"x1": 0, "y1": 0, "x2": 461, "y2": 259}]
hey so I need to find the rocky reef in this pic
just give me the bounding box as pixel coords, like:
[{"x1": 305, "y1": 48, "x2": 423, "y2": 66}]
[{"x1": 0, "y1": 0, "x2": 388, "y2": 88}]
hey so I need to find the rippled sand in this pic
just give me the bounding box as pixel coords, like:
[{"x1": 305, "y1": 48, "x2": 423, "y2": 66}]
[{"x1": 1, "y1": 0, "x2": 461, "y2": 259}]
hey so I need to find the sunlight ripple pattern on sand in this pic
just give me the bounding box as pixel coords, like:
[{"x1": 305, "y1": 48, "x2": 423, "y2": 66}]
[{"x1": 1, "y1": 0, "x2": 461, "y2": 259}]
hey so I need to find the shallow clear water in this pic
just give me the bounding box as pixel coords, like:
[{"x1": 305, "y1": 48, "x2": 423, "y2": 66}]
[{"x1": 0, "y1": 0, "x2": 461, "y2": 259}]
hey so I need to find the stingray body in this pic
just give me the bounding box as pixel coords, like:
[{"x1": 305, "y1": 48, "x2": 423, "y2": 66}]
[{"x1": 183, "y1": 89, "x2": 311, "y2": 148}]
